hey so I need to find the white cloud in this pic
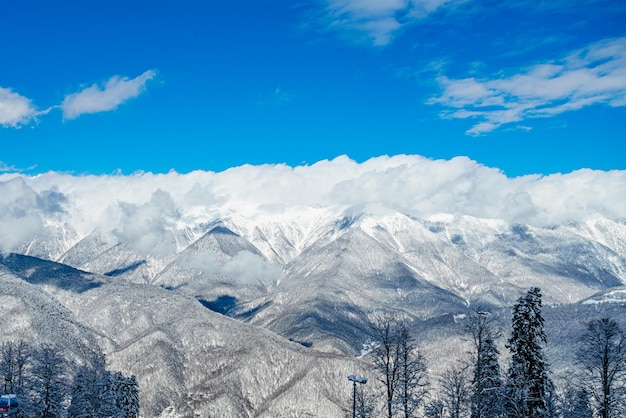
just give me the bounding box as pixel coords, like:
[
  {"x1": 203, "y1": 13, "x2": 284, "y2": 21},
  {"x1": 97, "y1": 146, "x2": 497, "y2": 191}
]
[
  {"x1": 61, "y1": 69, "x2": 156, "y2": 120},
  {"x1": 0, "y1": 178, "x2": 45, "y2": 253},
  {"x1": 429, "y1": 37, "x2": 626, "y2": 134},
  {"x1": 0, "y1": 155, "x2": 625, "y2": 253},
  {"x1": 324, "y1": 0, "x2": 462, "y2": 45},
  {"x1": 112, "y1": 189, "x2": 180, "y2": 256},
  {"x1": 222, "y1": 251, "x2": 281, "y2": 284},
  {"x1": 0, "y1": 87, "x2": 38, "y2": 128}
]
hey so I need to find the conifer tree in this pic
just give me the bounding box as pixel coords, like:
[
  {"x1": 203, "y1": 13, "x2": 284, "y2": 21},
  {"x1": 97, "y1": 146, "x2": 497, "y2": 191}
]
[
  {"x1": 466, "y1": 312, "x2": 504, "y2": 418},
  {"x1": 115, "y1": 373, "x2": 140, "y2": 418},
  {"x1": 504, "y1": 287, "x2": 554, "y2": 418},
  {"x1": 67, "y1": 352, "x2": 117, "y2": 418}
]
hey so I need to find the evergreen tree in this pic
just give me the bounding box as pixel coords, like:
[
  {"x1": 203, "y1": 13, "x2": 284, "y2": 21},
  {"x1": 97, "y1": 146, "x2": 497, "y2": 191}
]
[
  {"x1": 115, "y1": 373, "x2": 140, "y2": 418},
  {"x1": 466, "y1": 312, "x2": 504, "y2": 418},
  {"x1": 67, "y1": 352, "x2": 117, "y2": 418},
  {"x1": 504, "y1": 287, "x2": 554, "y2": 418}
]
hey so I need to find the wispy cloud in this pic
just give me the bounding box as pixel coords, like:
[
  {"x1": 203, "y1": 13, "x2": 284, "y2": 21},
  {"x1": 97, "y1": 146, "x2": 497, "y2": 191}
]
[
  {"x1": 429, "y1": 37, "x2": 626, "y2": 135},
  {"x1": 0, "y1": 161, "x2": 19, "y2": 172},
  {"x1": 61, "y1": 69, "x2": 157, "y2": 120},
  {"x1": 0, "y1": 87, "x2": 39, "y2": 128},
  {"x1": 257, "y1": 87, "x2": 296, "y2": 107},
  {"x1": 324, "y1": 0, "x2": 463, "y2": 45}
]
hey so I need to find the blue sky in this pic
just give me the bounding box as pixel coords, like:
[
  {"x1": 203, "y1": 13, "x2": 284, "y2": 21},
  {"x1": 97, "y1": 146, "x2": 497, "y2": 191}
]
[{"x1": 1, "y1": 0, "x2": 625, "y2": 177}]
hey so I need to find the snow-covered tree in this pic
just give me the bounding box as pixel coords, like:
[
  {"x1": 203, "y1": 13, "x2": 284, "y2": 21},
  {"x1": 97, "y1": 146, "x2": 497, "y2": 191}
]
[
  {"x1": 466, "y1": 312, "x2": 504, "y2": 418},
  {"x1": 559, "y1": 384, "x2": 593, "y2": 418},
  {"x1": 29, "y1": 344, "x2": 69, "y2": 418},
  {"x1": 504, "y1": 287, "x2": 554, "y2": 418},
  {"x1": 370, "y1": 314, "x2": 429, "y2": 418},
  {"x1": 395, "y1": 322, "x2": 429, "y2": 418},
  {"x1": 371, "y1": 314, "x2": 400, "y2": 418},
  {"x1": 114, "y1": 372, "x2": 140, "y2": 418},
  {"x1": 424, "y1": 399, "x2": 445, "y2": 418},
  {"x1": 67, "y1": 352, "x2": 117, "y2": 418},
  {"x1": 1, "y1": 340, "x2": 30, "y2": 395},
  {"x1": 441, "y1": 364, "x2": 471, "y2": 418},
  {"x1": 575, "y1": 317, "x2": 626, "y2": 418}
]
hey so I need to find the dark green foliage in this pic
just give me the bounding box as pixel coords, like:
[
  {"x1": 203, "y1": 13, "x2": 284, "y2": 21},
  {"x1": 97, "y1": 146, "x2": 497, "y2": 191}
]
[
  {"x1": 504, "y1": 288, "x2": 555, "y2": 417},
  {"x1": 114, "y1": 372, "x2": 140, "y2": 418}
]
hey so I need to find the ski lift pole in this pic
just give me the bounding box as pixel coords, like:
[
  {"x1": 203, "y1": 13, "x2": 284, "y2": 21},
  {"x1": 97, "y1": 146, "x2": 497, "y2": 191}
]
[{"x1": 347, "y1": 375, "x2": 367, "y2": 418}]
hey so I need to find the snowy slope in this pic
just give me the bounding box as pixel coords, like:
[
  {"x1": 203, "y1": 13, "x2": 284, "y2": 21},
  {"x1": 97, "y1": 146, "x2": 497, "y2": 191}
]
[{"x1": 0, "y1": 254, "x2": 367, "y2": 418}]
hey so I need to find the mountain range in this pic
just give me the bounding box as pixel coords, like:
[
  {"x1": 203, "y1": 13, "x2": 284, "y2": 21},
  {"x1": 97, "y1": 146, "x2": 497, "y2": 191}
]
[{"x1": 2, "y1": 158, "x2": 626, "y2": 416}]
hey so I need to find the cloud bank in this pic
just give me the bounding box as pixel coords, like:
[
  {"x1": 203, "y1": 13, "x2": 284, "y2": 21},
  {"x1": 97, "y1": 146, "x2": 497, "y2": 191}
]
[
  {"x1": 430, "y1": 37, "x2": 626, "y2": 134},
  {"x1": 1, "y1": 155, "x2": 625, "y2": 254},
  {"x1": 61, "y1": 70, "x2": 157, "y2": 120}
]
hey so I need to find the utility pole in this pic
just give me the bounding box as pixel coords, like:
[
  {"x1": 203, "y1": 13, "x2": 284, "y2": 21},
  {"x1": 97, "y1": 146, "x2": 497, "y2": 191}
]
[{"x1": 348, "y1": 375, "x2": 368, "y2": 418}]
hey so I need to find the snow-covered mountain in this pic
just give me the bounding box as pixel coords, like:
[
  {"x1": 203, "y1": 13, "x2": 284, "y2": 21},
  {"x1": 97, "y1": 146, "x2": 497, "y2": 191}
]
[
  {"x1": 0, "y1": 254, "x2": 365, "y2": 417},
  {"x1": 2, "y1": 156, "x2": 626, "y2": 416},
  {"x1": 11, "y1": 202, "x2": 626, "y2": 353}
]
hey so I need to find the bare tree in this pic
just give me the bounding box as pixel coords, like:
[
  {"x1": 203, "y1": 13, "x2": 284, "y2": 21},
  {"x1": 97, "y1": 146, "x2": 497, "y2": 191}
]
[
  {"x1": 424, "y1": 399, "x2": 445, "y2": 418},
  {"x1": 30, "y1": 344, "x2": 70, "y2": 418},
  {"x1": 370, "y1": 314, "x2": 429, "y2": 418},
  {"x1": 575, "y1": 317, "x2": 626, "y2": 418},
  {"x1": 348, "y1": 383, "x2": 376, "y2": 418},
  {"x1": 560, "y1": 384, "x2": 593, "y2": 418},
  {"x1": 441, "y1": 364, "x2": 471, "y2": 418},
  {"x1": 1, "y1": 340, "x2": 30, "y2": 396},
  {"x1": 371, "y1": 314, "x2": 400, "y2": 418},
  {"x1": 395, "y1": 322, "x2": 429, "y2": 418}
]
